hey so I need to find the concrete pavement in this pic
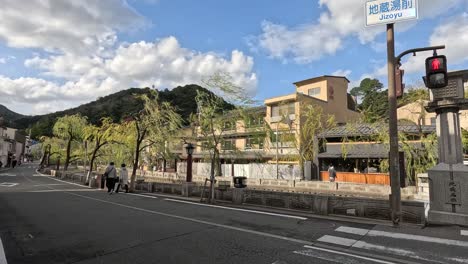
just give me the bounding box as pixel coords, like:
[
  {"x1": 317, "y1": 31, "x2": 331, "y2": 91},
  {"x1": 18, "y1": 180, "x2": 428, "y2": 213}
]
[{"x1": 0, "y1": 164, "x2": 467, "y2": 263}]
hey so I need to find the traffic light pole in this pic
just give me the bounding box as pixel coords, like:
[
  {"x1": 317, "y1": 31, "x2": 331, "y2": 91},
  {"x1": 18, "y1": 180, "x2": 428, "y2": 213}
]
[
  {"x1": 386, "y1": 23, "x2": 401, "y2": 226},
  {"x1": 387, "y1": 25, "x2": 445, "y2": 225}
]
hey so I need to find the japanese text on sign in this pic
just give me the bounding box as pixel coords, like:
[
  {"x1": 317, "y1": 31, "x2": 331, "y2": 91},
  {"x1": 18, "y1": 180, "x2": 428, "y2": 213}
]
[{"x1": 366, "y1": 0, "x2": 418, "y2": 26}]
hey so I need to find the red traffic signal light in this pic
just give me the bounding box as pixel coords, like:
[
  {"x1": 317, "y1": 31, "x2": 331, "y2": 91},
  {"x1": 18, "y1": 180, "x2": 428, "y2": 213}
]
[{"x1": 425, "y1": 55, "x2": 448, "y2": 89}]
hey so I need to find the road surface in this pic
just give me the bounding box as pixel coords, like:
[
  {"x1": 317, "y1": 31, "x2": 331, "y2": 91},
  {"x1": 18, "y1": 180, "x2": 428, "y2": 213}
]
[{"x1": 1, "y1": 164, "x2": 467, "y2": 263}]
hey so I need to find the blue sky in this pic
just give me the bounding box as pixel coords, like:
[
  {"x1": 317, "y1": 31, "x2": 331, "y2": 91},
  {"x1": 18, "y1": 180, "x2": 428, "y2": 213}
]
[{"x1": 0, "y1": 0, "x2": 467, "y2": 114}]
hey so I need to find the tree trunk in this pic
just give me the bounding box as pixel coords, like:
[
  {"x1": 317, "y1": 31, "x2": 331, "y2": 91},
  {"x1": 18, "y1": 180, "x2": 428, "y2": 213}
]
[
  {"x1": 209, "y1": 150, "x2": 215, "y2": 204},
  {"x1": 40, "y1": 148, "x2": 48, "y2": 168},
  {"x1": 214, "y1": 148, "x2": 222, "y2": 176},
  {"x1": 64, "y1": 139, "x2": 72, "y2": 171},
  {"x1": 130, "y1": 139, "x2": 141, "y2": 192},
  {"x1": 87, "y1": 144, "x2": 99, "y2": 182}
]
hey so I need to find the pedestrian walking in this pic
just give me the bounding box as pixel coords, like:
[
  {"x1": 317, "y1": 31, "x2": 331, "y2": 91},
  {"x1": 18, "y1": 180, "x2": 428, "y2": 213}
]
[
  {"x1": 115, "y1": 164, "x2": 129, "y2": 193},
  {"x1": 328, "y1": 164, "x2": 337, "y2": 182},
  {"x1": 104, "y1": 162, "x2": 117, "y2": 194},
  {"x1": 11, "y1": 156, "x2": 17, "y2": 168}
]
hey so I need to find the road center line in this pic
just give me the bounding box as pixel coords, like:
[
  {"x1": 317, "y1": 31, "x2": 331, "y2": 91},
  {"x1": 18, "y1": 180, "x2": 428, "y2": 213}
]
[
  {"x1": 302, "y1": 245, "x2": 397, "y2": 264},
  {"x1": 164, "y1": 198, "x2": 307, "y2": 220},
  {"x1": 0, "y1": 237, "x2": 8, "y2": 264}
]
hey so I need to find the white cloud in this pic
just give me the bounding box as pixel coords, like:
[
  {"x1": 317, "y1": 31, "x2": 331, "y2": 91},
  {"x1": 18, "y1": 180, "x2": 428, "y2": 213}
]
[
  {"x1": 0, "y1": 0, "x2": 146, "y2": 54},
  {"x1": 250, "y1": 0, "x2": 467, "y2": 64},
  {"x1": 0, "y1": 1, "x2": 257, "y2": 115},
  {"x1": 398, "y1": 12, "x2": 468, "y2": 75},
  {"x1": 332, "y1": 69, "x2": 352, "y2": 77},
  {"x1": 3, "y1": 37, "x2": 257, "y2": 114},
  {"x1": 249, "y1": 0, "x2": 382, "y2": 63}
]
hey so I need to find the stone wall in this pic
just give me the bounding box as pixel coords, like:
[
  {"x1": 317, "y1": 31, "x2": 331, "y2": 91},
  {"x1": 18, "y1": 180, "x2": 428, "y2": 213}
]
[{"x1": 137, "y1": 181, "x2": 425, "y2": 224}]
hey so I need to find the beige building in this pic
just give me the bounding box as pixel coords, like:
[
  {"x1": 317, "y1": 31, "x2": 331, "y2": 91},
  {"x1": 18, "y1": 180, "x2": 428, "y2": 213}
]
[
  {"x1": 397, "y1": 100, "x2": 468, "y2": 130},
  {"x1": 177, "y1": 75, "x2": 360, "y2": 165}
]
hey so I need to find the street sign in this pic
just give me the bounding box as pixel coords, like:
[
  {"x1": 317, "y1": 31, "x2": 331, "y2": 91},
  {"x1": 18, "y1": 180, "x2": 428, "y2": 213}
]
[{"x1": 366, "y1": 0, "x2": 418, "y2": 26}]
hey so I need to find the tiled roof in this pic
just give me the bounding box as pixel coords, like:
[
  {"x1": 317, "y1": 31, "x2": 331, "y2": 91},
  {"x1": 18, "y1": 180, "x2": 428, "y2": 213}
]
[
  {"x1": 319, "y1": 123, "x2": 436, "y2": 138},
  {"x1": 318, "y1": 142, "x2": 427, "y2": 159}
]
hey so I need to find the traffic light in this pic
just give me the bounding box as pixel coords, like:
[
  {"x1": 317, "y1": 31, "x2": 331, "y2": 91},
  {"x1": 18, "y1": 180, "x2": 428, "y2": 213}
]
[{"x1": 425, "y1": 55, "x2": 448, "y2": 88}]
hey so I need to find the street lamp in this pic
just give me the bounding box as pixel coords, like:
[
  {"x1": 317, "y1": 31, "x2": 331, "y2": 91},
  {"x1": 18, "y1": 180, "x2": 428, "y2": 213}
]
[{"x1": 185, "y1": 143, "x2": 194, "y2": 182}]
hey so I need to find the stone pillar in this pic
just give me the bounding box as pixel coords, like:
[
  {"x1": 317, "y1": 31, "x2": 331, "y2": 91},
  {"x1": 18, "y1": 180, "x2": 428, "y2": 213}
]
[
  {"x1": 436, "y1": 107, "x2": 463, "y2": 164},
  {"x1": 426, "y1": 98, "x2": 468, "y2": 225},
  {"x1": 181, "y1": 182, "x2": 195, "y2": 197},
  {"x1": 232, "y1": 188, "x2": 244, "y2": 205}
]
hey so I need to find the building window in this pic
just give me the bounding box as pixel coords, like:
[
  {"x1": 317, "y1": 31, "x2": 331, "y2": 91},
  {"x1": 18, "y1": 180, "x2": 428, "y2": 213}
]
[
  {"x1": 430, "y1": 117, "x2": 436, "y2": 126},
  {"x1": 221, "y1": 139, "x2": 236, "y2": 150},
  {"x1": 308, "y1": 87, "x2": 321, "y2": 97},
  {"x1": 271, "y1": 103, "x2": 295, "y2": 117},
  {"x1": 246, "y1": 116, "x2": 264, "y2": 128},
  {"x1": 223, "y1": 121, "x2": 234, "y2": 130},
  {"x1": 201, "y1": 141, "x2": 210, "y2": 151},
  {"x1": 245, "y1": 137, "x2": 264, "y2": 149}
]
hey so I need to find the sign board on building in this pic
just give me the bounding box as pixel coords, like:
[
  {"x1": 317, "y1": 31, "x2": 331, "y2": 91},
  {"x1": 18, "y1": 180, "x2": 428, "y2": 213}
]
[{"x1": 366, "y1": 0, "x2": 418, "y2": 26}]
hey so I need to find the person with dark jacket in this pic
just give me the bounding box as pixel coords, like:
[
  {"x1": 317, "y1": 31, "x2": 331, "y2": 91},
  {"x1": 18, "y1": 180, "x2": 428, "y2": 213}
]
[{"x1": 104, "y1": 162, "x2": 117, "y2": 194}]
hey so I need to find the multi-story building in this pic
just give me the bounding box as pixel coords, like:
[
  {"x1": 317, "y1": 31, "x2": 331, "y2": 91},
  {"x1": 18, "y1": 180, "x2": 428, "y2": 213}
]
[
  {"x1": 0, "y1": 126, "x2": 26, "y2": 167},
  {"x1": 181, "y1": 75, "x2": 360, "y2": 168}
]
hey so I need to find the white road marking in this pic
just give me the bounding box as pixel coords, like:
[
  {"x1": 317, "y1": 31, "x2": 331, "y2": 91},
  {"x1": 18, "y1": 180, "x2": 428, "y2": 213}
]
[
  {"x1": 317, "y1": 235, "x2": 357, "y2": 247},
  {"x1": 352, "y1": 241, "x2": 438, "y2": 263},
  {"x1": 44, "y1": 177, "x2": 92, "y2": 189},
  {"x1": 33, "y1": 184, "x2": 67, "y2": 186},
  {"x1": 125, "y1": 193, "x2": 158, "y2": 199},
  {"x1": 0, "y1": 174, "x2": 15, "y2": 177},
  {"x1": 337, "y1": 226, "x2": 468, "y2": 248},
  {"x1": 0, "y1": 237, "x2": 8, "y2": 264},
  {"x1": 164, "y1": 198, "x2": 307, "y2": 220},
  {"x1": 461, "y1": 230, "x2": 468, "y2": 236},
  {"x1": 336, "y1": 226, "x2": 369, "y2": 236},
  {"x1": 302, "y1": 245, "x2": 397, "y2": 264},
  {"x1": 65, "y1": 192, "x2": 313, "y2": 245},
  {"x1": 0, "y1": 183, "x2": 18, "y2": 187},
  {"x1": 29, "y1": 189, "x2": 98, "y2": 192}
]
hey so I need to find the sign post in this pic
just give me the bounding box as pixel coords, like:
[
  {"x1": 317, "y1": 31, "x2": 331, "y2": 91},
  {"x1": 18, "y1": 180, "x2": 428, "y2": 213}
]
[{"x1": 366, "y1": 0, "x2": 419, "y2": 226}]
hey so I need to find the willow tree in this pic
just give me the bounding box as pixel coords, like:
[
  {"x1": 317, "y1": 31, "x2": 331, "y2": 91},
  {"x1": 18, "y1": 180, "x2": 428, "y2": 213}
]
[
  {"x1": 144, "y1": 93, "x2": 183, "y2": 173},
  {"x1": 195, "y1": 71, "x2": 253, "y2": 202},
  {"x1": 52, "y1": 114, "x2": 87, "y2": 170},
  {"x1": 39, "y1": 136, "x2": 66, "y2": 168},
  {"x1": 297, "y1": 104, "x2": 335, "y2": 179},
  {"x1": 83, "y1": 117, "x2": 117, "y2": 179},
  {"x1": 116, "y1": 91, "x2": 182, "y2": 192}
]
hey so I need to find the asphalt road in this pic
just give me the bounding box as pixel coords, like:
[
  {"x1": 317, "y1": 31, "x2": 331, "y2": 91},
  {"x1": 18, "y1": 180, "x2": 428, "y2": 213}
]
[{"x1": 1, "y1": 164, "x2": 468, "y2": 264}]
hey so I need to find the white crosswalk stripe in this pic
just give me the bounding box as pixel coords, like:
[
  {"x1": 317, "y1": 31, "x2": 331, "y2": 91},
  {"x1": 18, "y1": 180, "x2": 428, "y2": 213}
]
[{"x1": 311, "y1": 226, "x2": 468, "y2": 264}]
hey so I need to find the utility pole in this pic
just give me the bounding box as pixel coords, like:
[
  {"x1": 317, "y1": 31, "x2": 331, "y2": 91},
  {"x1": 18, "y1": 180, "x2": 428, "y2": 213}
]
[{"x1": 386, "y1": 23, "x2": 401, "y2": 225}]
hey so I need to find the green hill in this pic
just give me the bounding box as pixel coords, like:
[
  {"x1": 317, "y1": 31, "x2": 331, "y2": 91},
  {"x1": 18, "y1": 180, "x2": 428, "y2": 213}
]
[
  {"x1": 2, "y1": 84, "x2": 234, "y2": 139},
  {"x1": 0, "y1": 104, "x2": 26, "y2": 127}
]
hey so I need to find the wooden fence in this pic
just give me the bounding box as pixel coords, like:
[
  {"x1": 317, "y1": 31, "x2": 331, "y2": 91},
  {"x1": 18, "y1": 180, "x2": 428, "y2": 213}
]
[{"x1": 320, "y1": 171, "x2": 390, "y2": 185}]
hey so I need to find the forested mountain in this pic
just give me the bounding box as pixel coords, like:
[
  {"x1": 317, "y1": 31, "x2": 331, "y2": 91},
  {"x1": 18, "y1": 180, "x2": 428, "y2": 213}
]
[
  {"x1": 1, "y1": 84, "x2": 234, "y2": 139},
  {"x1": 0, "y1": 104, "x2": 25, "y2": 127}
]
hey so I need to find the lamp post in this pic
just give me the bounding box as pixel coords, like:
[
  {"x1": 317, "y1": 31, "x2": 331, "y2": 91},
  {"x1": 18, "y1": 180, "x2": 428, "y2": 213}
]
[{"x1": 185, "y1": 143, "x2": 194, "y2": 182}]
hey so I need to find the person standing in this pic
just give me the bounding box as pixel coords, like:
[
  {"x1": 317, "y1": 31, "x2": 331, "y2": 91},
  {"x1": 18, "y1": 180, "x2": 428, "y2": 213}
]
[
  {"x1": 328, "y1": 164, "x2": 337, "y2": 182},
  {"x1": 104, "y1": 162, "x2": 117, "y2": 194},
  {"x1": 116, "y1": 164, "x2": 129, "y2": 193}
]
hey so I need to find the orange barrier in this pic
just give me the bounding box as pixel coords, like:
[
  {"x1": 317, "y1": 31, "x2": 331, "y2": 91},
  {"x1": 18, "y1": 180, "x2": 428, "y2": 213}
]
[{"x1": 320, "y1": 171, "x2": 390, "y2": 185}]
